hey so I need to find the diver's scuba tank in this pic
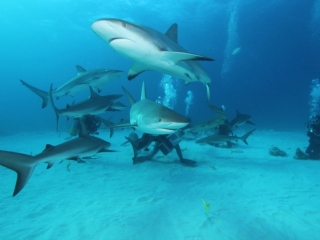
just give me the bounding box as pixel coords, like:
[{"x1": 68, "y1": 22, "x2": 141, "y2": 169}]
[
  {"x1": 159, "y1": 132, "x2": 182, "y2": 155},
  {"x1": 69, "y1": 118, "x2": 80, "y2": 137}
]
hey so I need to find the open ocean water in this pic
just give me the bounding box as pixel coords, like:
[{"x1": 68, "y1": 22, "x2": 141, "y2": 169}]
[{"x1": 1, "y1": 0, "x2": 320, "y2": 239}]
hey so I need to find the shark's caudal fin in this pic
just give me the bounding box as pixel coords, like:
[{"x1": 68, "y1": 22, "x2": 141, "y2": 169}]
[
  {"x1": 240, "y1": 128, "x2": 256, "y2": 145},
  {"x1": 49, "y1": 84, "x2": 60, "y2": 131},
  {"x1": 20, "y1": 80, "x2": 49, "y2": 108},
  {"x1": 122, "y1": 86, "x2": 136, "y2": 107},
  {"x1": 99, "y1": 117, "x2": 116, "y2": 138},
  {"x1": 0, "y1": 150, "x2": 36, "y2": 197}
]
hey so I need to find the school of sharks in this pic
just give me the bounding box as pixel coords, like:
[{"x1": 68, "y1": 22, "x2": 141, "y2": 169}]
[{"x1": 0, "y1": 18, "x2": 256, "y2": 197}]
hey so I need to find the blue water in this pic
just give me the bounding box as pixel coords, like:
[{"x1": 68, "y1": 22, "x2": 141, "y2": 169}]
[{"x1": 1, "y1": 0, "x2": 319, "y2": 133}]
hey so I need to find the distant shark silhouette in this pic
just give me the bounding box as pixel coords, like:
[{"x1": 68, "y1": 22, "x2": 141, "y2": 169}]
[
  {"x1": 185, "y1": 104, "x2": 227, "y2": 133},
  {"x1": 0, "y1": 120, "x2": 114, "y2": 197},
  {"x1": 20, "y1": 65, "x2": 124, "y2": 108},
  {"x1": 91, "y1": 18, "x2": 214, "y2": 101},
  {"x1": 49, "y1": 84, "x2": 123, "y2": 131},
  {"x1": 112, "y1": 82, "x2": 190, "y2": 135},
  {"x1": 196, "y1": 128, "x2": 256, "y2": 146},
  {"x1": 230, "y1": 110, "x2": 255, "y2": 128}
]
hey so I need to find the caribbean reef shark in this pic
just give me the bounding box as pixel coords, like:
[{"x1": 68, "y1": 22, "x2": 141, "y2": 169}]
[
  {"x1": 196, "y1": 128, "x2": 256, "y2": 146},
  {"x1": 185, "y1": 104, "x2": 227, "y2": 133},
  {"x1": 0, "y1": 121, "x2": 114, "y2": 197},
  {"x1": 115, "y1": 82, "x2": 190, "y2": 135},
  {"x1": 20, "y1": 65, "x2": 124, "y2": 108},
  {"x1": 49, "y1": 85, "x2": 123, "y2": 130},
  {"x1": 230, "y1": 110, "x2": 255, "y2": 128},
  {"x1": 91, "y1": 18, "x2": 214, "y2": 101}
]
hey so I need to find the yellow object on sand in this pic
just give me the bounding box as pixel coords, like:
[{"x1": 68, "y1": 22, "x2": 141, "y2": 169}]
[{"x1": 202, "y1": 198, "x2": 210, "y2": 215}]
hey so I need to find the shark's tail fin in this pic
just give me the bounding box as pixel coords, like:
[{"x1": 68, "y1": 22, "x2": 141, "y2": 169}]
[
  {"x1": 20, "y1": 79, "x2": 49, "y2": 108},
  {"x1": 122, "y1": 86, "x2": 136, "y2": 107},
  {"x1": 99, "y1": 117, "x2": 115, "y2": 138},
  {"x1": 49, "y1": 84, "x2": 60, "y2": 131},
  {"x1": 0, "y1": 150, "x2": 36, "y2": 197},
  {"x1": 240, "y1": 128, "x2": 256, "y2": 145}
]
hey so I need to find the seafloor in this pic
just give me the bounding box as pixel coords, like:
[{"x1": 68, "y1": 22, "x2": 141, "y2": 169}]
[{"x1": 0, "y1": 129, "x2": 319, "y2": 239}]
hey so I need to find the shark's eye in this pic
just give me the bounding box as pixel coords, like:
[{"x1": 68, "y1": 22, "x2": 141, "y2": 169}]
[{"x1": 122, "y1": 22, "x2": 126, "y2": 27}]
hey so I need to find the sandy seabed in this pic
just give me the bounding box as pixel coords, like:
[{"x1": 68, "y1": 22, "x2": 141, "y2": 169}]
[{"x1": 0, "y1": 129, "x2": 319, "y2": 240}]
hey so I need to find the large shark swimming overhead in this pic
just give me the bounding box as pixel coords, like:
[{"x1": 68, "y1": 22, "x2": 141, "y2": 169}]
[
  {"x1": 91, "y1": 18, "x2": 214, "y2": 101},
  {"x1": 118, "y1": 82, "x2": 190, "y2": 135},
  {"x1": 20, "y1": 65, "x2": 124, "y2": 108}
]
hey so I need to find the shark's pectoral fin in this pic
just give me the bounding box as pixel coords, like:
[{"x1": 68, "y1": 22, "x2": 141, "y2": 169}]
[
  {"x1": 66, "y1": 156, "x2": 79, "y2": 161},
  {"x1": 46, "y1": 161, "x2": 55, "y2": 169},
  {"x1": 162, "y1": 52, "x2": 214, "y2": 65},
  {"x1": 14, "y1": 165, "x2": 36, "y2": 197},
  {"x1": 128, "y1": 62, "x2": 148, "y2": 80},
  {"x1": 247, "y1": 120, "x2": 256, "y2": 125},
  {"x1": 98, "y1": 148, "x2": 117, "y2": 153},
  {"x1": 206, "y1": 83, "x2": 210, "y2": 102}
]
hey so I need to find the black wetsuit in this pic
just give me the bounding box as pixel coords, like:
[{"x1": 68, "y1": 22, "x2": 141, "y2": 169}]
[{"x1": 128, "y1": 132, "x2": 196, "y2": 166}]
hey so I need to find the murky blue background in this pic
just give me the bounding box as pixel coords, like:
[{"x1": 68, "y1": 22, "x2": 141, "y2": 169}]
[{"x1": 1, "y1": 0, "x2": 319, "y2": 133}]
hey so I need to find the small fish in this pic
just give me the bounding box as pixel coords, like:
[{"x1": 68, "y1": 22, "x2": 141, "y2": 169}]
[
  {"x1": 66, "y1": 160, "x2": 71, "y2": 172},
  {"x1": 210, "y1": 166, "x2": 217, "y2": 171},
  {"x1": 182, "y1": 147, "x2": 188, "y2": 151},
  {"x1": 230, "y1": 149, "x2": 244, "y2": 154},
  {"x1": 202, "y1": 198, "x2": 210, "y2": 215}
]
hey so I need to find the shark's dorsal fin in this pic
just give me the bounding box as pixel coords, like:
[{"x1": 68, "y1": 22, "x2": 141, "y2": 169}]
[
  {"x1": 236, "y1": 110, "x2": 241, "y2": 116},
  {"x1": 165, "y1": 23, "x2": 178, "y2": 43},
  {"x1": 122, "y1": 86, "x2": 136, "y2": 107},
  {"x1": 76, "y1": 65, "x2": 86, "y2": 73},
  {"x1": 128, "y1": 62, "x2": 148, "y2": 80},
  {"x1": 89, "y1": 86, "x2": 100, "y2": 98},
  {"x1": 141, "y1": 82, "x2": 147, "y2": 100},
  {"x1": 43, "y1": 144, "x2": 55, "y2": 152}
]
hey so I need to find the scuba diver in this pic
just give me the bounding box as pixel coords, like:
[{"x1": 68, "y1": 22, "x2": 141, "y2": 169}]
[
  {"x1": 295, "y1": 115, "x2": 320, "y2": 160},
  {"x1": 69, "y1": 115, "x2": 101, "y2": 137},
  {"x1": 125, "y1": 131, "x2": 197, "y2": 166},
  {"x1": 214, "y1": 120, "x2": 233, "y2": 148}
]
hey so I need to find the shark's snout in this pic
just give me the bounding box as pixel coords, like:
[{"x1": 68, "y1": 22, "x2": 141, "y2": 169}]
[{"x1": 91, "y1": 20, "x2": 114, "y2": 42}]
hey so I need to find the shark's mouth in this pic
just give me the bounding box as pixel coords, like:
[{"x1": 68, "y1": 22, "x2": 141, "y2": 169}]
[{"x1": 109, "y1": 37, "x2": 124, "y2": 43}]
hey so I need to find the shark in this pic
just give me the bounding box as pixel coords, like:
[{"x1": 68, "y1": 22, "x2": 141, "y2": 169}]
[
  {"x1": 230, "y1": 110, "x2": 255, "y2": 128},
  {"x1": 49, "y1": 85, "x2": 123, "y2": 130},
  {"x1": 116, "y1": 82, "x2": 190, "y2": 135},
  {"x1": 20, "y1": 65, "x2": 124, "y2": 108},
  {"x1": 185, "y1": 104, "x2": 227, "y2": 133},
  {"x1": 91, "y1": 18, "x2": 214, "y2": 101},
  {"x1": 0, "y1": 120, "x2": 114, "y2": 196},
  {"x1": 196, "y1": 128, "x2": 256, "y2": 146}
]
